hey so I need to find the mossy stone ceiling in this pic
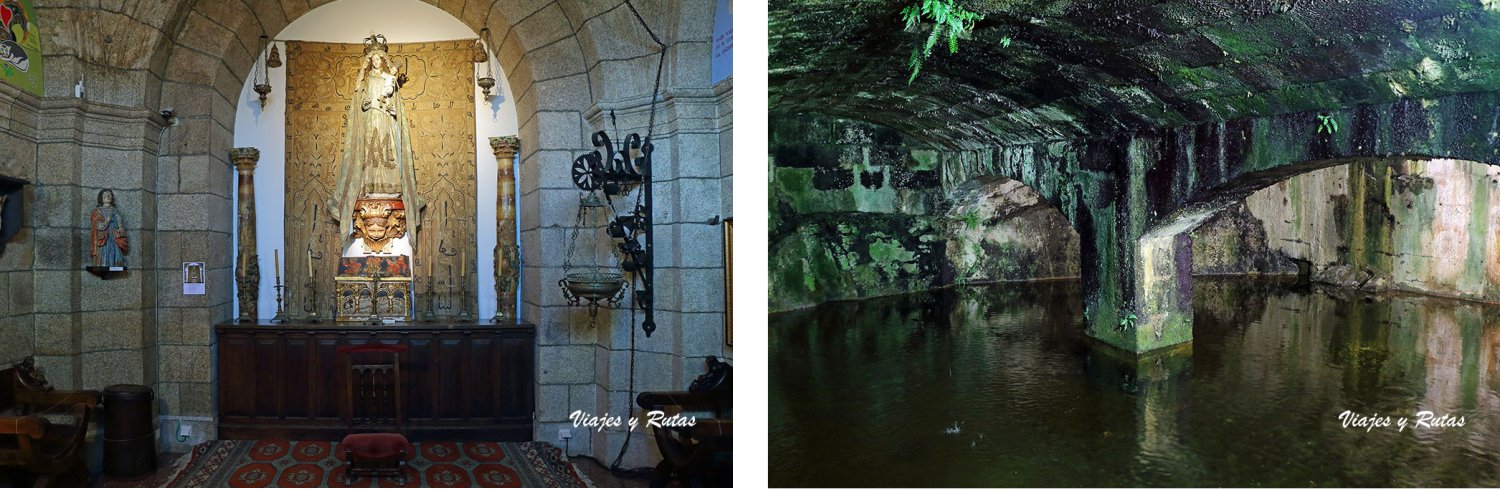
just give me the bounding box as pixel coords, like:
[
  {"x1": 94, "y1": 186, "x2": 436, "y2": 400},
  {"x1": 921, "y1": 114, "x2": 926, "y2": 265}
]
[{"x1": 771, "y1": 0, "x2": 1500, "y2": 147}]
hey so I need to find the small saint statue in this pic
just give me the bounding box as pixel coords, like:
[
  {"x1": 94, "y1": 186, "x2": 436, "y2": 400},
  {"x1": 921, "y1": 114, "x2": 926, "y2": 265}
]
[{"x1": 90, "y1": 189, "x2": 127, "y2": 267}]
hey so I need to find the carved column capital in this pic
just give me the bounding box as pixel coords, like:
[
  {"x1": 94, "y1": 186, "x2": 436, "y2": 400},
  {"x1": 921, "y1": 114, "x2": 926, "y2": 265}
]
[
  {"x1": 231, "y1": 147, "x2": 261, "y2": 172},
  {"x1": 489, "y1": 136, "x2": 520, "y2": 161}
]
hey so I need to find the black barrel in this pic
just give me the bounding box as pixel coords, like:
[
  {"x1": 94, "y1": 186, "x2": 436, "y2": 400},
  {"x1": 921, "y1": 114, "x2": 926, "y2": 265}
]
[{"x1": 103, "y1": 384, "x2": 155, "y2": 477}]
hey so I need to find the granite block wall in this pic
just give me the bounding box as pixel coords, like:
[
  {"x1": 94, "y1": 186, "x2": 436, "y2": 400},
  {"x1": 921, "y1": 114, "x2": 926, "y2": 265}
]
[{"x1": 0, "y1": 82, "x2": 39, "y2": 367}]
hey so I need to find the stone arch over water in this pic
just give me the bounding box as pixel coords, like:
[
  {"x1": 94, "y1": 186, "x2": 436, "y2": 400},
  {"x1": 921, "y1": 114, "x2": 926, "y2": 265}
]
[{"x1": 943, "y1": 176, "x2": 1079, "y2": 286}]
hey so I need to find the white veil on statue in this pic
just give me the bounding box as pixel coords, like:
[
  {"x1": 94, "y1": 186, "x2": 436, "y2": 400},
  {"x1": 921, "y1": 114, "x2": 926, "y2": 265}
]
[{"x1": 328, "y1": 34, "x2": 425, "y2": 248}]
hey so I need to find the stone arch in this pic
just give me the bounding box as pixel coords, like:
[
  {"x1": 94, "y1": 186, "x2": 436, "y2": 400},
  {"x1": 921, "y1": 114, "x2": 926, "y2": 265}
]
[
  {"x1": 132, "y1": 0, "x2": 726, "y2": 466},
  {"x1": 965, "y1": 93, "x2": 1500, "y2": 354},
  {"x1": 154, "y1": 0, "x2": 599, "y2": 144},
  {"x1": 1135, "y1": 149, "x2": 1500, "y2": 354},
  {"x1": 943, "y1": 176, "x2": 1079, "y2": 285}
]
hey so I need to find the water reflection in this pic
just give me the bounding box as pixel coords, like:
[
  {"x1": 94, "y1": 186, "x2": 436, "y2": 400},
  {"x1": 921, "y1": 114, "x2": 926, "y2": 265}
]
[{"x1": 769, "y1": 278, "x2": 1500, "y2": 487}]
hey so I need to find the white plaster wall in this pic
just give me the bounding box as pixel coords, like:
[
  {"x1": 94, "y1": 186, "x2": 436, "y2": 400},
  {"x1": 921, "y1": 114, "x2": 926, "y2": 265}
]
[{"x1": 231, "y1": 0, "x2": 519, "y2": 320}]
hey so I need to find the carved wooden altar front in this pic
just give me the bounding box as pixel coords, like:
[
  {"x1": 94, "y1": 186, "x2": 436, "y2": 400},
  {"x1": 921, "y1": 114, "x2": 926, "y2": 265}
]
[{"x1": 215, "y1": 320, "x2": 535, "y2": 441}]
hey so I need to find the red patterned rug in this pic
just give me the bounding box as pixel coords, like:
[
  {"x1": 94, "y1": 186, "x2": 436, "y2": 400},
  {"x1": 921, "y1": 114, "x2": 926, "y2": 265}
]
[{"x1": 163, "y1": 439, "x2": 594, "y2": 488}]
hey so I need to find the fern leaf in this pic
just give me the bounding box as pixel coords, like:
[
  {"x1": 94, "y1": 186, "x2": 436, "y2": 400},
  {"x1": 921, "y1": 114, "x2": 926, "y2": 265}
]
[{"x1": 924, "y1": 24, "x2": 941, "y2": 54}]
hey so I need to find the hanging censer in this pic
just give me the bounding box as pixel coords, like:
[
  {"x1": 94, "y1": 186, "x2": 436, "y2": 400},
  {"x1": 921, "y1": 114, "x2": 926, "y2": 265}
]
[
  {"x1": 559, "y1": 192, "x2": 626, "y2": 324},
  {"x1": 253, "y1": 35, "x2": 274, "y2": 108}
]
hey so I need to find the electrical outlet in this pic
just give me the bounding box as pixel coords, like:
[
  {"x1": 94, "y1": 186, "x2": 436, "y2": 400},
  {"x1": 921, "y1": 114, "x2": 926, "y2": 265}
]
[{"x1": 558, "y1": 428, "x2": 572, "y2": 441}]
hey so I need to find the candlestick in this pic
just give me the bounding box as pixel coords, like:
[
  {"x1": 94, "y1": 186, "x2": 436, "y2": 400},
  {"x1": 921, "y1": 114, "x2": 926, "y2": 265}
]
[
  {"x1": 274, "y1": 249, "x2": 280, "y2": 281},
  {"x1": 422, "y1": 273, "x2": 437, "y2": 321},
  {"x1": 456, "y1": 277, "x2": 471, "y2": 320},
  {"x1": 271, "y1": 274, "x2": 287, "y2": 323},
  {"x1": 303, "y1": 278, "x2": 320, "y2": 323}
]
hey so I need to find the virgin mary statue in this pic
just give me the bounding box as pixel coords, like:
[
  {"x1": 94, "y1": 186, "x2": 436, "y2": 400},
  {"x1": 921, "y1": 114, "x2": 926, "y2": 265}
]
[{"x1": 328, "y1": 34, "x2": 425, "y2": 253}]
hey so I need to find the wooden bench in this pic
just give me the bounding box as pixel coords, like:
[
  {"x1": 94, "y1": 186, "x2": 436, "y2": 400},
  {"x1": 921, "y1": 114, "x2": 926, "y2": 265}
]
[
  {"x1": 0, "y1": 357, "x2": 100, "y2": 487},
  {"x1": 636, "y1": 356, "x2": 732, "y2": 487}
]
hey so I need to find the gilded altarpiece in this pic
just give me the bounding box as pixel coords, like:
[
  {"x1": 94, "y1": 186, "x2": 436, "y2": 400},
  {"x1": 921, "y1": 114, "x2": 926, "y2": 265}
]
[{"x1": 284, "y1": 40, "x2": 478, "y2": 318}]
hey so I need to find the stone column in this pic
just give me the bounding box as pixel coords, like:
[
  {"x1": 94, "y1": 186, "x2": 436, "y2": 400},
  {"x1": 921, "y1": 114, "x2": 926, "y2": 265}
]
[
  {"x1": 232, "y1": 147, "x2": 261, "y2": 322},
  {"x1": 490, "y1": 136, "x2": 521, "y2": 322},
  {"x1": 1077, "y1": 138, "x2": 1193, "y2": 354}
]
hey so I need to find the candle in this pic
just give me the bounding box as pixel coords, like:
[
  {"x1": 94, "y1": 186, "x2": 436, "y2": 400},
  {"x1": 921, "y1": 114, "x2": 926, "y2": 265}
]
[
  {"x1": 460, "y1": 250, "x2": 466, "y2": 277},
  {"x1": 274, "y1": 249, "x2": 280, "y2": 281},
  {"x1": 307, "y1": 249, "x2": 313, "y2": 277}
]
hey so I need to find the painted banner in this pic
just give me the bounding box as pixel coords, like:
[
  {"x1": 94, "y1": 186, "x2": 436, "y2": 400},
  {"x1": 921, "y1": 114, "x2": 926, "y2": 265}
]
[{"x1": 0, "y1": 0, "x2": 41, "y2": 96}]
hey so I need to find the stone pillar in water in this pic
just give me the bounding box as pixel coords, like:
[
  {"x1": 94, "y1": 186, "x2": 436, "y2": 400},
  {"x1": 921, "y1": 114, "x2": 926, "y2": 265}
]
[
  {"x1": 232, "y1": 147, "x2": 262, "y2": 322},
  {"x1": 490, "y1": 135, "x2": 521, "y2": 322},
  {"x1": 1078, "y1": 138, "x2": 1194, "y2": 353}
]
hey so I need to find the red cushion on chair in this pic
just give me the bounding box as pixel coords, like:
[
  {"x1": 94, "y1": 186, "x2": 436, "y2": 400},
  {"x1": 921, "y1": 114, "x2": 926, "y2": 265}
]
[
  {"x1": 336, "y1": 344, "x2": 409, "y2": 354},
  {"x1": 340, "y1": 433, "x2": 412, "y2": 462}
]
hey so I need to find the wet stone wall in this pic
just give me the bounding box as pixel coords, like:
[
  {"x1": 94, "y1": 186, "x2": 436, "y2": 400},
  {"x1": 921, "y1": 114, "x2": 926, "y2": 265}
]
[
  {"x1": 1191, "y1": 158, "x2": 1500, "y2": 303},
  {"x1": 770, "y1": 115, "x2": 1081, "y2": 311},
  {"x1": 944, "y1": 177, "x2": 1080, "y2": 284},
  {"x1": 769, "y1": 115, "x2": 947, "y2": 311}
]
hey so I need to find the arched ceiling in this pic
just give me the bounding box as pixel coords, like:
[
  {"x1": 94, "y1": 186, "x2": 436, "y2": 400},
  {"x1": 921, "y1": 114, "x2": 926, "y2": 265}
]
[
  {"x1": 36, "y1": 0, "x2": 689, "y2": 112},
  {"x1": 770, "y1": 0, "x2": 1500, "y2": 147}
]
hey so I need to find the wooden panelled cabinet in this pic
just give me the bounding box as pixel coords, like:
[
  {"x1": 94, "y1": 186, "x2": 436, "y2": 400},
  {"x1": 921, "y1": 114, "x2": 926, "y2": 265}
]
[{"x1": 214, "y1": 321, "x2": 535, "y2": 441}]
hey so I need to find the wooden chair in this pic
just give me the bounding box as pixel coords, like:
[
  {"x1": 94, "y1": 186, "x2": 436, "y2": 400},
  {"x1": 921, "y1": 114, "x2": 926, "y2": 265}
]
[
  {"x1": 636, "y1": 356, "x2": 732, "y2": 487},
  {"x1": 336, "y1": 345, "x2": 411, "y2": 483},
  {"x1": 0, "y1": 357, "x2": 101, "y2": 488}
]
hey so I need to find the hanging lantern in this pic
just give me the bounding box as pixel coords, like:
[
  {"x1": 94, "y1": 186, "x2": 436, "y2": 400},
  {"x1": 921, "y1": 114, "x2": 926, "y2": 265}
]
[
  {"x1": 253, "y1": 83, "x2": 272, "y2": 108},
  {"x1": 470, "y1": 36, "x2": 488, "y2": 63},
  {"x1": 474, "y1": 28, "x2": 498, "y2": 100},
  {"x1": 254, "y1": 35, "x2": 273, "y2": 108},
  {"x1": 267, "y1": 44, "x2": 282, "y2": 68},
  {"x1": 559, "y1": 192, "x2": 626, "y2": 324},
  {"x1": 477, "y1": 77, "x2": 496, "y2": 98}
]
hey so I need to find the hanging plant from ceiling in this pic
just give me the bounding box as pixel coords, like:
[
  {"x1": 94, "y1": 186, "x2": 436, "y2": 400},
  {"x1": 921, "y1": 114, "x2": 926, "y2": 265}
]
[{"x1": 901, "y1": 0, "x2": 984, "y2": 84}]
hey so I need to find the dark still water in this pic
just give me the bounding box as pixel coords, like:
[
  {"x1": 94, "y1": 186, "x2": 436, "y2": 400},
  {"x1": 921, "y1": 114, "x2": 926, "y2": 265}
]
[{"x1": 769, "y1": 278, "x2": 1500, "y2": 487}]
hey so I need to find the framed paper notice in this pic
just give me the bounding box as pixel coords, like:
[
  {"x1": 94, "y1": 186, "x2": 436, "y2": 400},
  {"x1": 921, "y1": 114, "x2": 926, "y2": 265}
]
[{"x1": 183, "y1": 262, "x2": 205, "y2": 295}]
